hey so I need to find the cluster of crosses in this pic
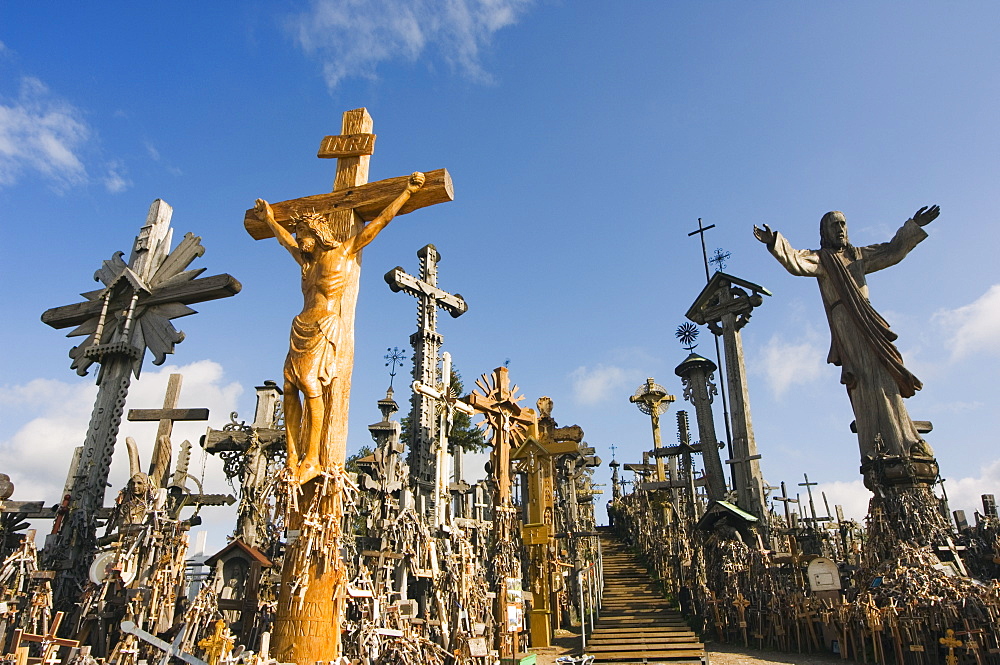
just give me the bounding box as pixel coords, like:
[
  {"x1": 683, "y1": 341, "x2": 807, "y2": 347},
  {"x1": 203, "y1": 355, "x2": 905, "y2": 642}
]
[{"x1": 0, "y1": 108, "x2": 604, "y2": 665}]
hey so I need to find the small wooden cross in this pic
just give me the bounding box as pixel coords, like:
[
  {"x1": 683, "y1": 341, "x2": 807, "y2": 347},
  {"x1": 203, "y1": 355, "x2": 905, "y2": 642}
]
[
  {"x1": 705, "y1": 590, "x2": 726, "y2": 641},
  {"x1": 14, "y1": 612, "x2": 79, "y2": 665},
  {"x1": 128, "y1": 373, "x2": 210, "y2": 488},
  {"x1": 940, "y1": 629, "x2": 964, "y2": 665},
  {"x1": 197, "y1": 620, "x2": 234, "y2": 665}
]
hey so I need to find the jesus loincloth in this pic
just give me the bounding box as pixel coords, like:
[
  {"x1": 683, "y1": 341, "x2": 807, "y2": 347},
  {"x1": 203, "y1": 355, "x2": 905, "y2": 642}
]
[{"x1": 285, "y1": 314, "x2": 340, "y2": 392}]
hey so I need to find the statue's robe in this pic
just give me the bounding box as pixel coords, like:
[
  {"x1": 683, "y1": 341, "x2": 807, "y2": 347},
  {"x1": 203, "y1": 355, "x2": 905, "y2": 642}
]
[{"x1": 767, "y1": 219, "x2": 930, "y2": 460}]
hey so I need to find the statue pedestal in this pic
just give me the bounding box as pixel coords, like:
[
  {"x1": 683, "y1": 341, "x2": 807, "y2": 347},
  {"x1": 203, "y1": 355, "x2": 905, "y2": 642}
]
[{"x1": 861, "y1": 453, "x2": 939, "y2": 490}]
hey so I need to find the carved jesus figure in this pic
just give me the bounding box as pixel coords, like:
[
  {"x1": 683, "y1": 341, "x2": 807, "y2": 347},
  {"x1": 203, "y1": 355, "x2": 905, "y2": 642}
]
[
  {"x1": 753, "y1": 205, "x2": 940, "y2": 464},
  {"x1": 255, "y1": 172, "x2": 425, "y2": 484}
]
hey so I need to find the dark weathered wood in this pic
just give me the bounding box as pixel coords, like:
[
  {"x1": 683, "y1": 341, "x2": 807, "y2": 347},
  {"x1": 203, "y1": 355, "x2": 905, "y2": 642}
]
[
  {"x1": 243, "y1": 168, "x2": 454, "y2": 240},
  {"x1": 41, "y1": 273, "x2": 242, "y2": 329},
  {"x1": 128, "y1": 408, "x2": 210, "y2": 422}
]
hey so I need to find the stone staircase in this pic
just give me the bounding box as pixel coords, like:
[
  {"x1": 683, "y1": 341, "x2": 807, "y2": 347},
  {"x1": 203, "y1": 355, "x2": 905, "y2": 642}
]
[{"x1": 586, "y1": 530, "x2": 706, "y2": 664}]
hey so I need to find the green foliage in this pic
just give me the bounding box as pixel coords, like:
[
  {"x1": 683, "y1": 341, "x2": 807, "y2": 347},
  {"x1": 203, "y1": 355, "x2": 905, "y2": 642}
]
[{"x1": 345, "y1": 444, "x2": 374, "y2": 475}]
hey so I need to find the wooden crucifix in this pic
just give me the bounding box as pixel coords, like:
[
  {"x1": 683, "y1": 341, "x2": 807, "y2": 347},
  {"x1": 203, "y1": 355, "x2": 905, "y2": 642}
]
[
  {"x1": 511, "y1": 397, "x2": 584, "y2": 649},
  {"x1": 10, "y1": 612, "x2": 80, "y2": 665},
  {"x1": 40, "y1": 199, "x2": 240, "y2": 611},
  {"x1": 463, "y1": 367, "x2": 535, "y2": 660},
  {"x1": 247, "y1": 108, "x2": 453, "y2": 664},
  {"x1": 385, "y1": 244, "x2": 468, "y2": 519}
]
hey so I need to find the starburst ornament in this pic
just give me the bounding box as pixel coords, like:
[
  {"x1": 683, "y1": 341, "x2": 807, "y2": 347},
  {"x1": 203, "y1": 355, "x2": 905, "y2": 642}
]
[{"x1": 676, "y1": 322, "x2": 700, "y2": 352}]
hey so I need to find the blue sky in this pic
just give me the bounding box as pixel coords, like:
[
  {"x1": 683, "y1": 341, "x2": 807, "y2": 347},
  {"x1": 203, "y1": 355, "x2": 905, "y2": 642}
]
[{"x1": 3, "y1": 2, "x2": 1000, "y2": 547}]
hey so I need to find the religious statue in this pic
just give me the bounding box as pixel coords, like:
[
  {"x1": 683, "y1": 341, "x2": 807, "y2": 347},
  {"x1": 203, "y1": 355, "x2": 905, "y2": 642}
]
[
  {"x1": 254, "y1": 172, "x2": 426, "y2": 484},
  {"x1": 753, "y1": 205, "x2": 940, "y2": 466}
]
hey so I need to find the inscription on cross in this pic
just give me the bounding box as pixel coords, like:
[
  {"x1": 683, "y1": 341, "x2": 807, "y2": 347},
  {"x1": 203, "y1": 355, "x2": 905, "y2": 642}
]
[{"x1": 386, "y1": 244, "x2": 468, "y2": 514}]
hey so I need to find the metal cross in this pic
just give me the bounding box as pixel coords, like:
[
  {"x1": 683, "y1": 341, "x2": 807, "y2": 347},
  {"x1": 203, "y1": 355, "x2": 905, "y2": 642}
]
[{"x1": 687, "y1": 217, "x2": 716, "y2": 282}]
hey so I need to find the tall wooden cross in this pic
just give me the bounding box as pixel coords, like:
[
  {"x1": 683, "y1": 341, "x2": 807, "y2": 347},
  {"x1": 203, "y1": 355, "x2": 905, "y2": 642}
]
[
  {"x1": 40, "y1": 199, "x2": 240, "y2": 610},
  {"x1": 463, "y1": 367, "x2": 535, "y2": 660},
  {"x1": 385, "y1": 244, "x2": 467, "y2": 517},
  {"x1": 245, "y1": 108, "x2": 454, "y2": 664}
]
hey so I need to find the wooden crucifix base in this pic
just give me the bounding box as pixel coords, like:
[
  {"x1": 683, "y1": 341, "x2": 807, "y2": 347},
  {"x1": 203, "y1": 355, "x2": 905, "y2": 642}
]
[{"x1": 271, "y1": 479, "x2": 346, "y2": 664}]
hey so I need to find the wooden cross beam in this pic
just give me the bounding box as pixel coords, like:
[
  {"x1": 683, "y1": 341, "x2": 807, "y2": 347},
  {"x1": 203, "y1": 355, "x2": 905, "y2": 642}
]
[
  {"x1": 127, "y1": 373, "x2": 210, "y2": 489},
  {"x1": 243, "y1": 170, "x2": 453, "y2": 240},
  {"x1": 13, "y1": 612, "x2": 79, "y2": 665},
  {"x1": 119, "y1": 620, "x2": 207, "y2": 665}
]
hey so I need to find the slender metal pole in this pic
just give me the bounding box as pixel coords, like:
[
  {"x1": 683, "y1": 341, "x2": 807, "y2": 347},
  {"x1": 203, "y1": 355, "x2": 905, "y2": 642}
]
[{"x1": 587, "y1": 565, "x2": 597, "y2": 635}]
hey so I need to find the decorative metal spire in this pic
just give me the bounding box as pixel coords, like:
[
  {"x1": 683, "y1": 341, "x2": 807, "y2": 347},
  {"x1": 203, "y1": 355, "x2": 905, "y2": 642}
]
[
  {"x1": 384, "y1": 346, "x2": 407, "y2": 389},
  {"x1": 710, "y1": 247, "x2": 732, "y2": 272},
  {"x1": 676, "y1": 322, "x2": 700, "y2": 352}
]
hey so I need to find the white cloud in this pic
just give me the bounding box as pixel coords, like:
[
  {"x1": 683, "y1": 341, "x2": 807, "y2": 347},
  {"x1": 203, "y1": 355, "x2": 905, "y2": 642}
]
[
  {"x1": 570, "y1": 364, "x2": 629, "y2": 406},
  {"x1": 813, "y1": 479, "x2": 870, "y2": 523},
  {"x1": 811, "y1": 465, "x2": 1000, "y2": 529},
  {"x1": 0, "y1": 77, "x2": 90, "y2": 188},
  {"x1": 288, "y1": 0, "x2": 536, "y2": 89},
  {"x1": 0, "y1": 362, "x2": 244, "y2": 551},
  {"x1": 756, "y1": 334, "x2": 825, "y2": 398},
  {"x1": 934, "y1": 284, "x2": 1000, "y2": 360},
  {"x1": 103, "y1": 160, "x2": 131, "y2": 193},
  {"x1": 943, "y1": 459, "x2": 1000, "y2": 523}
]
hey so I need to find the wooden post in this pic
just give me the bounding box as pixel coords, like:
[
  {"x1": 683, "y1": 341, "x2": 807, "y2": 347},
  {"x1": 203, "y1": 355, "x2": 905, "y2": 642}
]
[{"x1": 686, "y1": 272, "x2": 770, "y2": 519}]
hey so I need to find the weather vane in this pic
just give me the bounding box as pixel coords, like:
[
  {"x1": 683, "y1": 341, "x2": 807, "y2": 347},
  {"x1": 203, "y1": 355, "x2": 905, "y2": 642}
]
[
  {"x1": 710, "y1": 247, "x2": 731, "y2": 272},
  {"x1": 676, "y1": 322, "x2": 700, "y2": 352},
  {"x1": 384, "y1": 346, "x2": 407, "y2": 389}
]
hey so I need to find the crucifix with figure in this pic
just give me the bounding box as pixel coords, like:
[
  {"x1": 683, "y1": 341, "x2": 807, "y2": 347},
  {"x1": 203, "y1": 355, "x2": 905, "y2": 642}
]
[
  {"x1": 246, "y1": 107, "x2": 453, "y2": 664},
  {"x1": 463, "y1": 367, "x2": 535, "y2": 660}
]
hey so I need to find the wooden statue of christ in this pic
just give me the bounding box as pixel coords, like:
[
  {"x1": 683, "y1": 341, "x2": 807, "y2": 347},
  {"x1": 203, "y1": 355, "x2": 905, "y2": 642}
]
[{"x1": 254, "y1": 172, "x2": 425, "y2": 484}]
